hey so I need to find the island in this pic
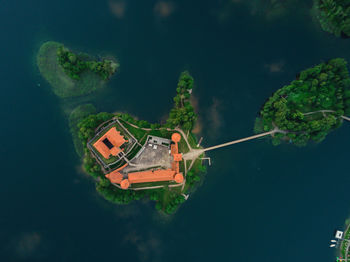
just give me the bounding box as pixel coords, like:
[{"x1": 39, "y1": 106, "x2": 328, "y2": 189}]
[
  {"x1": 37, "y1": 41, "x2": 350, "y2": 214},
  {"x1": 37, "y1": 41, "x2": 118, "y2": 98},
  {"x1": 255, "y1": 58, "x2": 350, "y2": 146},
  {"x1": 313, "y1": 0, "x2": 350, "y2": 38},
  {"x1": 72, "y1": 71, "x2": 206, "y2": 214}
]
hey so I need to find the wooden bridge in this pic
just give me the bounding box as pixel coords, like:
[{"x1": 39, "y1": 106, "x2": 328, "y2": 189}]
[
  {"x1": 182, "y1": 113, "x2": 350, "y2": 162},
  {"x1": 182, "y1": 129, "x2": 280, "y2": 161}
]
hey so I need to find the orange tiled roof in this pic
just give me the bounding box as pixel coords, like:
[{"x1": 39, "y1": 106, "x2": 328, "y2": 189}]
[
  {"x1": 174, "y1": 173, "x2": 184, "y2": 183},
  {"x1": 120, "y1": 179, "x2": 130, "y2": 189},
  {"x1": 173, "y1": 153, "x2": 182, "y2": 162},
  {"x1": 93, "y1": 127, "x2": 126, "y2": 159},
  {"x1": 171, "y1": 133, "x2": 181, "y2": 143},
  {"x1": 171, "y1": 142, "x2": 178, "y2": 155},
  {"x1": 128, "y1": 169, "x2": 176, "y2": 184},
  {"x1": 105, "y1": 132, "x2": 187, "y2": 189},
  {"x1": 105, "y1": 163, "x2": 128, "y2": 184},
  {"x1": 170, "y1": 133, "x2": 182, "y2": 174},
  {"x1": 105, "y1": 171, "x2": 123, "y2": 184}
]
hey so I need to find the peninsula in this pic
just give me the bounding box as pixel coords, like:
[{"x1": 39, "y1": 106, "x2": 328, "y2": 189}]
[
  {"x1": 255, "y1": 58, "x2": 350, "y2": 146},
  {"x1": 37, "y1": 41, "x2": 118, "y2": 98}
]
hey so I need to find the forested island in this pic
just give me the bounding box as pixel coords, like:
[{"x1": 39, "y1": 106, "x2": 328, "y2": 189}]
[
  {"x1": 37, "y1": 41, "x2": 118, "y2": 98},
  {"x1": 72, "y1": 71, "x2": 206, "y2": 214},
  {"x1": 313, "y1": 0, "x2": 350, "y2": 37},
  {"x1": 255, "y1": 58, "x2": 350, "y2": 146}
]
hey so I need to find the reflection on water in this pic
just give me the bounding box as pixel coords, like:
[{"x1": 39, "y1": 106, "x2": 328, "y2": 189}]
[
  {"x1": 1, "y1": 0, "x2": 350, "y2": 261},
  {"x1": 216, "y1": 0, "x2": 311, "y2": 22}
]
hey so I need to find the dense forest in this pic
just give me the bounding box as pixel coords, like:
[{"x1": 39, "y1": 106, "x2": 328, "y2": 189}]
[
  {"x1": 74, "y1": 71, "x2": 205, "y2": 214},
  {"x1": 57, "y1": 45, "x2": 118, "y2": 80},
  {"x1": 167, "y1": 71, "x2": 197, "y2": 131},
  {"x1": 256, "y1": 58, "x2": 350, "y2": 146},
  {"x1": 314, "y1": 0, "x2": 350, "y2": 37}
]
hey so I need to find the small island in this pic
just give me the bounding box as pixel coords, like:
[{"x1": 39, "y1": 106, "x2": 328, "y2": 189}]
[
  {"x1": 73, "y1": 71, "x2": 206, "y2": 214},
  {"x1": 255, "y1": 58, "x2": 350, "y2": 146},
  {"x1": 313, "y1": 0, "x2": 350, "y2": 38},
  {"x1": 37, "y1": 41, "x2": 118, "y2": 98}
]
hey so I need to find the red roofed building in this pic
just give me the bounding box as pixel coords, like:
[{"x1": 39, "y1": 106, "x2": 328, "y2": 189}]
[
  {"x1": 93, "y1": 127, "x2": 127, "y2": 159},
  {"x1": 104, "y1": 132, "x2": 185, "y2": 190},
  {"x1": 128, "y1": 169, "x2": 176, "y2": 184},
  {"x1": 105, "y1": 164, "x2": 128, "y2": 183},
  {"x1": 105, "y1": 171, "x2": 123, "y2": 184},
  {"x1": 173, "y1": 153, "x2": 182, "y2": 162},
  {"x1": 171, "y1": 133, "x2": 182, "y2": 174}
]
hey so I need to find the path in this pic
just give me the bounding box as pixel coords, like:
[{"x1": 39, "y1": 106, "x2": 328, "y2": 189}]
[
  {"x1": 124, "y1": 117, "x2": 284, "y2": 171},
  {"x1": 183, "y1": 128, "x2": 282, "y2": 161},
  {"x1": 342, "y1": 115, "x2": 350, "y2": 122},
  {"x1": 303, "y1": 110, "x2": 336, "y2": 116},
  {"x1": 303, "y1": 110, "x2": 350, "y2": 122}
]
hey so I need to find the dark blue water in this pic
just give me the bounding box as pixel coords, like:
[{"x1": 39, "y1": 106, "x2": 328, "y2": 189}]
[{"x1": 1, "y1": 0, "x2": 350, "y2": 261}]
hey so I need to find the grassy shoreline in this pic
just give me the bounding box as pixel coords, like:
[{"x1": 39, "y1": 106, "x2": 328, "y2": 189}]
[{"x1": 37, "y1": 41, "x2": 118, "y2": 98}]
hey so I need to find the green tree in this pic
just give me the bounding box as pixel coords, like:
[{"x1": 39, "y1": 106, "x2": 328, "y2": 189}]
[{"x1": 257, "y1": 58, "x2": 350, "y2": 146}]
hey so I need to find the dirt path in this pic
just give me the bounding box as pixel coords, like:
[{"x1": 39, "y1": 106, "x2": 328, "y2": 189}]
[{"x1": 303, "y1": 110, "x2": 350, "y2": 122}]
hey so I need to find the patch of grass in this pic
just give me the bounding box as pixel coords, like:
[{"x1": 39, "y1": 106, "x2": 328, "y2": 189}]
[
  {"x1": 188, "y1": 132, "x2": 199, "y2": 148},
  {"x1": 178, "y1": 134, "x2": 190, "y2": 153},
  {"x1": 119, "y1": 120, "x2": 148, "y2": 141},
  {"x1": 108, "y1": 159, "x2": 127, "y2": 170},
  {"x1": 179, "y1": 159, "x2": 185, "y2": 173},
  {"x1": 37, "y1": 41, "x2": 110, "y2": 98},
  {"x1": 69, "y1": 104, "x2": 96, "y2": 156},
  {"x1": 126, "y1": 144, "x2": 142, "y2": 161},
  {"x1": 149, "y1": 129, "x2": 172, "y2": 139}
]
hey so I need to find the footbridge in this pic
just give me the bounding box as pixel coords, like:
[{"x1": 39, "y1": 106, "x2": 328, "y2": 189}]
[
  {"x1": 342, "y1": 115, "x2": 350, "y2": 122},
  {"x1": 182, "y1": 129, "x2": 282, "y2": 161}
]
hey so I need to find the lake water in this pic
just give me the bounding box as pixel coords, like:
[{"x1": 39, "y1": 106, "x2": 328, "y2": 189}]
[{"x1": 1, "y1": 0, "x2": 350, "y2": 261}]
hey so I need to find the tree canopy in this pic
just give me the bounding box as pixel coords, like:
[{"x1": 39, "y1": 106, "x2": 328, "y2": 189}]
[
  {"x1": 167, "y1": 71, "x2": 196, "y2": 131},
  {"x1": 57, "y1": 45, "x2": 119, "y2": 80},
  {"x1": 314, "y1": 0, "x2": 350, "y2": 37},
  {"x1": 257, "y1": 58, "x2": 350, "y2": 146}
]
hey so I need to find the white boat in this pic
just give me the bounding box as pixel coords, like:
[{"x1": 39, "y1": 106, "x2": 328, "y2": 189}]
[
  {"x1": 331, "y1": 240, "x2": 337, "y2": 243},
  {"x1": 330, "y1": 244, "x2": 336, "y2": 247}
]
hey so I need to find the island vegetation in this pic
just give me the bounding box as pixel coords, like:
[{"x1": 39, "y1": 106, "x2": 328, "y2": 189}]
[
  {"x1": 37, "y1": 41, "x2": 118, "y2": 98},
  {"x1": 340, "y1": 219, "x2": 350, "y2": 258},
  {"x1": 57, "y1": 45, "x2": 118, "y2": 81},
  {"x1": 255, "y1": 58, "x2": 350, "y2": 146},
  {"x1": 69, "y1": 104, "x2": 97, "y2": 157},
  {"x1": 72, "y1": 71, "x2": 206, "y2": 214},
  {"x1": 313, "y1": 0, "x2": 350, "y2": 37},
  {"x1": 166, "y1": 71, "x2": 196, "y2": 131}
]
